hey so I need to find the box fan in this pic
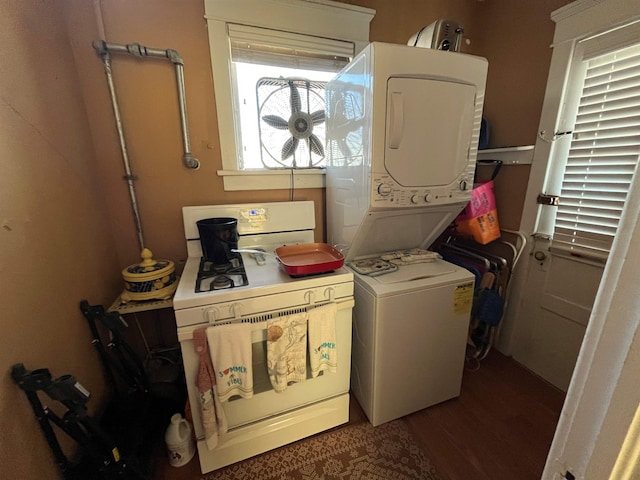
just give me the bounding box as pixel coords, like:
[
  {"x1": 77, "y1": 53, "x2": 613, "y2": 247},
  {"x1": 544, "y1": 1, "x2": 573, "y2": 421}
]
[{"x1": 257, "y1": 77, "x2": 326, "y2": 168}]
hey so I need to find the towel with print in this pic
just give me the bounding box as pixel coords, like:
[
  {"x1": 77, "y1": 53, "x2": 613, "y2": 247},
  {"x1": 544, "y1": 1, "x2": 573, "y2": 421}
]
[
  {"x1": 308, "y1": 303, "x2": 338, "y2": 377},
  {"x1": 206, "y1": 322, "x2": 253, "y2": 402},
  {"x1": 266, "y1": 312, "x2": 308, "y2": 393}
]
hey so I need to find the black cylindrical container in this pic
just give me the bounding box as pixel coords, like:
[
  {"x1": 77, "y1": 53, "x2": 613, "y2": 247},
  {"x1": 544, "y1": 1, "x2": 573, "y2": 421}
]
[{"x1": 196, "y1": 218, "x2": 239, "y2": 265}]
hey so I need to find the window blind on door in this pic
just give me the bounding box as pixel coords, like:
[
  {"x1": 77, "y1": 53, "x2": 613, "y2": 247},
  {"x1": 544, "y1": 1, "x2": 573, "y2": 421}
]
[{"x1": 552, "y1": 42, "x2": 640, "y2": 260}]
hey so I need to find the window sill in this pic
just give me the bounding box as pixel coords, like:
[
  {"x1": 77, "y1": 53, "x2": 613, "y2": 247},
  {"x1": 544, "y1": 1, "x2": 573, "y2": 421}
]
[{"x1": 217, "y1": 169, "x2": 326, "y2": 191}]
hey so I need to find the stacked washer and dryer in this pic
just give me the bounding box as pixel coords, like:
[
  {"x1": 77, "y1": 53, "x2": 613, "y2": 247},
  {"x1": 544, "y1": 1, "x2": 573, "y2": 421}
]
[{"x1": 326, "y1": 42, "x2": 488, "y2": 426}]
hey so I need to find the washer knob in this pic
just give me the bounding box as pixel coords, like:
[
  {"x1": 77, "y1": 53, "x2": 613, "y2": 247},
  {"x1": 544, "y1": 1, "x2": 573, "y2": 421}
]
[
  {"x1": 459, "y1": 179, "x2": 469, "y2": 191},
  {"x1": 424, "y1": 193, "x2": 433, "y2": 203},
  {"x1": 377, "y1": 183, "x2": 392, "y2": 196},
  {"x1": 410, "y1": 194, "x2": 422, "y2": 204}
]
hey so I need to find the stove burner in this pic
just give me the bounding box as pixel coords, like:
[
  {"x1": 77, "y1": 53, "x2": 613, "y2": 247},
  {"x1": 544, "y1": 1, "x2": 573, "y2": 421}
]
[
  {"x1": 201, "y1": 260, "x2": 233, "y2": 274},
  {"x1": 195, "y1": 256, "x2": 248, "y2": 292},
  {"x1": 213, "y1": 263, "x2": 231, "y2": 274},
  {"x1": 212, "y1": 275, "x2": 233, "y2": 290}
]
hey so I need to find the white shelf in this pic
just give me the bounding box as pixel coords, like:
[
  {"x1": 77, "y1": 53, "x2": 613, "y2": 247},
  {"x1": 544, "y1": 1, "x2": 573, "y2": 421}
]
[{"x1": 477, "y1": 145, "x2": 534, "y2": 165}]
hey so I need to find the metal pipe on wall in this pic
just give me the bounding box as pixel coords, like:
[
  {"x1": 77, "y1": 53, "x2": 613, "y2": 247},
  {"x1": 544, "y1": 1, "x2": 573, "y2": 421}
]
[
  {"x1": 92, "y1": 40, "x2": 200, "y2": 251},
  {"x1": 93, "y1": 40, "x2": 200, "y2": 170},
  {"x1": 93, "y1": 43, "x2": 146, "y2": 250}
]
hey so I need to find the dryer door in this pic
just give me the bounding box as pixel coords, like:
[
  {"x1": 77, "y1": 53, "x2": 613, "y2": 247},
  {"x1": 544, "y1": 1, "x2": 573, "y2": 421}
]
[{"x1": 384, "y1": 77, "x2": 476, "y2": 187}]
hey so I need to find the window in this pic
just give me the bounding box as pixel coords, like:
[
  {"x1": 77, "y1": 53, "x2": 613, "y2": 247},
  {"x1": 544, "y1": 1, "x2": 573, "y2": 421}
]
[
  {"x1": 546, "y1": 20, "x2": 640, "y2": 261},
  {"x1": 204, "y1": 0, "x2": 374, "y2": 191}
]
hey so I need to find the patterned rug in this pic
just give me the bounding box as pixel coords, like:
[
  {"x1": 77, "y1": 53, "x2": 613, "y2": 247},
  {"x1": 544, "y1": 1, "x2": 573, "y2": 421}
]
[{"x1": 203, "y1": 420, "x2": 441, "y2": 479}]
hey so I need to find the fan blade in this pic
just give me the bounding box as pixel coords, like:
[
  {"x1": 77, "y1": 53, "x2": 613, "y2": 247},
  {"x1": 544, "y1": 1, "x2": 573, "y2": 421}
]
[
  {"x1": 308, "y1": 134, "x2": 325, "y2": 157},
  {"x1": 289, "y1": 81, "x2": 301, "y2": 113},
  {"x1": 282, "y1": 136, "x2": 299, "y2": 160},
  {"x1": 262, "y1": 115, "x2": 289, "y2": 130},
  {"x1": 310, "y1": 110, "x2": 325, "y2": 125}
]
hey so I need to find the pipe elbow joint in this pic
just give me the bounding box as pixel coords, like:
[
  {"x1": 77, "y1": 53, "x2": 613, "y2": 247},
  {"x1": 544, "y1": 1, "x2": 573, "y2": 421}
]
[
  {"x1": 183, "y1": 153, "x2": 199, "y2": 169},
  {"x1": 166, "y1": 49, "x2": 184, "y2": 65},
  {"x1": 92, "y1": 40, "x2": 108, "y2": 57}
]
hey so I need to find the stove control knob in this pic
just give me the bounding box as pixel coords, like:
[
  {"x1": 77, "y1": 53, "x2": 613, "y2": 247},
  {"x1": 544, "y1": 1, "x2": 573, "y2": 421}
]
[
  {"x1": 205, "y1": 307, "x2": 220, "y2": 323},
  {"x1": 377, "y1": 183, "x2": 392, "y2": 196}
]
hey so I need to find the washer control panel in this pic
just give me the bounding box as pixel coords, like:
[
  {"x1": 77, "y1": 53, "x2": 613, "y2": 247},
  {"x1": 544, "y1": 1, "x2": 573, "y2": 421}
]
[{"x1": 372, "y1": 173, "x2": 471, "y2": 207}]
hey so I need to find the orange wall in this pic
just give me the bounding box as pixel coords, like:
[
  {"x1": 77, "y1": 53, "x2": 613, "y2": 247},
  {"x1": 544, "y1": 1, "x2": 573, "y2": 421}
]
[
  {"x1": 474, "y1": 0, "x2": 571, "y2": 148},
  {"x1": 471, "y1": 0, "x2": 570, "y2": 229},
  {"x1": 0, "y1": 1, "x2": 119, "y2": 478},
  {"x1": 3, "y1": 0, "x2": 571, "y2": 477},
  {"x1": 74, "y1": 0, "x2": 326, "y2": 274}
]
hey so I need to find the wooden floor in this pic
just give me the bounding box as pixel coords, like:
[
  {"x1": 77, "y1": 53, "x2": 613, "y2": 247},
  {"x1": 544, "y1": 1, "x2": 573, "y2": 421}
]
[{"x1": 152, "y1": 350, "x2": 565, "y2": 480}]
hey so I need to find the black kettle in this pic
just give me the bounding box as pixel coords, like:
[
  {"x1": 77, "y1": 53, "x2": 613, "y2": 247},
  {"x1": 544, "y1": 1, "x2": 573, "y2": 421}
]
[{"x1": 196, "y1": 217, "x2": 239, "y2": 265}]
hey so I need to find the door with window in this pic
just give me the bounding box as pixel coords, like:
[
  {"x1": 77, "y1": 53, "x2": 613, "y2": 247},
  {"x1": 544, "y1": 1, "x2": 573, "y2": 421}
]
[{"x1": 513, "y1": 32, "x2": 640, "y2": 391}]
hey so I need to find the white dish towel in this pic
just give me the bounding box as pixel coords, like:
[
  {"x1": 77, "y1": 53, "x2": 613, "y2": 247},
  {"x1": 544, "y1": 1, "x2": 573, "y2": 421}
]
[
  {"x1": 266, "y1": 312, "x2": 308, "y2": 393},
  {"x1": 206, "y1": 323, "x2": 254, "y2": 402},
  {"x1": 308, "y1": 303, "x2": 338, "y2": 378}
]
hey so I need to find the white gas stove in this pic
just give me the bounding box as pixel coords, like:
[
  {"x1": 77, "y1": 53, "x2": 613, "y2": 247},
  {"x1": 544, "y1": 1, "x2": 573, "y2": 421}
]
[
  {"x1": 173, "y1": 201, "x2": 353, "y2": 325},
  {"x1": 172, "y1": 201, "x2": 354, "y2": 473}
]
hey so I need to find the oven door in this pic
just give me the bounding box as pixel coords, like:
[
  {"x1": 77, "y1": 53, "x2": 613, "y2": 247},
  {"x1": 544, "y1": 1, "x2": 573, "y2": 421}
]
[{"x1": 177, "y1": 298, "x2": 353, "y2": 440}]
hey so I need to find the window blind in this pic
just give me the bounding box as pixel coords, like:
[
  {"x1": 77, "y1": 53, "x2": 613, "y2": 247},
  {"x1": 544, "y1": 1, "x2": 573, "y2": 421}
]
[
  {"x1": 228, "y1": 24, "x2": 353, "y2": 72},
  {"x1": 552, "y1": 42, "x2": 640, "y2": 260}
]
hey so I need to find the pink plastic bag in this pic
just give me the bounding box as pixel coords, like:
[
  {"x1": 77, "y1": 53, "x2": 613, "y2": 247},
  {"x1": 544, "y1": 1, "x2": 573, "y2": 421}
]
[{"x1": 454, "y1": 181, "x2": 501, "y2": 245}]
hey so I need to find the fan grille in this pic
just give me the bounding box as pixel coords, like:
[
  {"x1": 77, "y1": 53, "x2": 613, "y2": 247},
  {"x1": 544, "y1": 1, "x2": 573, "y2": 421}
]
[{"x1": 257, "y1": 77, "x2": 327, "y2": 168}]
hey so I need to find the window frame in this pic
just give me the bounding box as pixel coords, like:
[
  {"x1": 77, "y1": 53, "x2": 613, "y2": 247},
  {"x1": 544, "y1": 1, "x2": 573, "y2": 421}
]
[
  {"x1": 548, "y1": 39, "x2": 640, "y2": 260},
  {"x1": 203, "y1": 0, "x2": 375, "y2": 191},
  {"x1": 523, "y1": 2, "x2": 640, "y2": 256}
]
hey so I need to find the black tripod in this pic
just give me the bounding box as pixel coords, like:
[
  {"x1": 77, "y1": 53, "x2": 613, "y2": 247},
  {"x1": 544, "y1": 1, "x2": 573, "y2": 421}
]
[
  {"x1": 11, "y1": 364, "x2": 146, "y2": 480},
  {"x1": 79, "y1": 300, "x2": 149, "y2": 398},
  {"x1": 79, "y1": 300, "x2": 174, "y2": 474}
]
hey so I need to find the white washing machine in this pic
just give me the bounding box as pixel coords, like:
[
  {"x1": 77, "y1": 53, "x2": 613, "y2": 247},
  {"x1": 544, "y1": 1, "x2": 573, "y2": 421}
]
[
  {"x1": 325, "y1": 42, "x2": 488, "y2": 425},
  {"x1": 351, "y1": 259, "x2": 474, "y2": 426}
]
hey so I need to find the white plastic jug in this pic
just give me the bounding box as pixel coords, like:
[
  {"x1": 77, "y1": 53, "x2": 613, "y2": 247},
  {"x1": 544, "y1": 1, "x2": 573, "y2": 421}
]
[{"x1": 165, "y1": 413, "x2": 195, "y2": 467}]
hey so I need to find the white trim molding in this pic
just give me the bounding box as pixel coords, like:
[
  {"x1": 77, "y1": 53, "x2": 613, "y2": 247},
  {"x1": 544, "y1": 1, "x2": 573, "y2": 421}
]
[
  {"x1": 551, "y1": 0, "x2": 640, "y2": 45},
  {"x1": 217, "y1": 168, "x2": 325, "y2": 191}
]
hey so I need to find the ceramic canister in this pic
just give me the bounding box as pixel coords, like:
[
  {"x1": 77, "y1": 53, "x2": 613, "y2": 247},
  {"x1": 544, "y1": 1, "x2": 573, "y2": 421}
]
[
  {"x1": 165, "y1": 413, "x2": 195, "y2": 467},
  {"x1": 121, "y1": 248, "x2": 177, "y2": 302}
]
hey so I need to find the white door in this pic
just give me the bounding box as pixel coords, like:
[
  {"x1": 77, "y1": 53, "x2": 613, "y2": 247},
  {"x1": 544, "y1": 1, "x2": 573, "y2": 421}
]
[
  {"x1": 505, "y1": 2, "x2": 640, "y2": 479},
  {"x1": 511, "y1": 236, "x2": 602, "y2": 390},
  {"x1": 502, "y1": 16, "x2": 640, "y2": 392}
]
